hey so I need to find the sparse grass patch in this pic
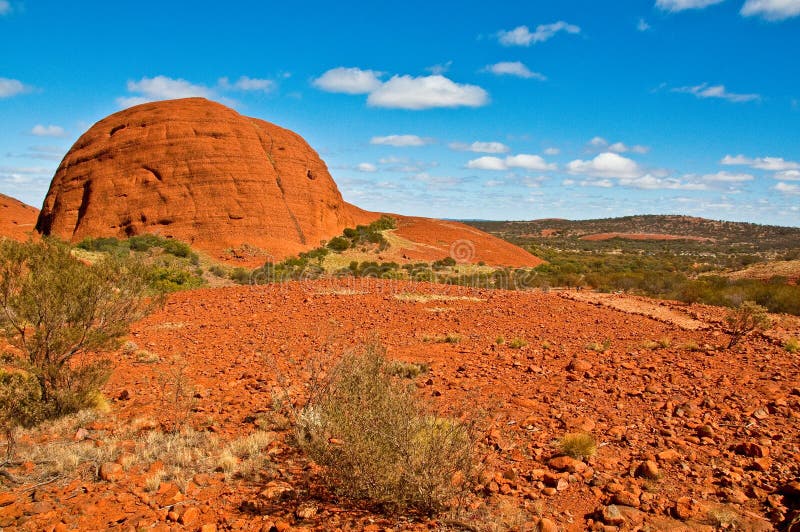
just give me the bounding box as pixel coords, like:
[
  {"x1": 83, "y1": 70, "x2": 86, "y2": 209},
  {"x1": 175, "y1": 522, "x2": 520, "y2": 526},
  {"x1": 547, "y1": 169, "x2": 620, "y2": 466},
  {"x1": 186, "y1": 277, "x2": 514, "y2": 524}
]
[
  {"x1": 386, "y1": 360, "x2": 430, "y2": 379},
  {"x1": 496, "y1": 336, "x2": 505, "y2": 345},
  {"x1": 679, "y1": 340, "x2": 701, "y2": 351},
  {"x1": 706, "y1": 505, "x2": 741, "y2": 528},
  {"x1": 295, "y1": 343, "x2": 474, "y2": 515},
  {"x1": 507, "y1": 337, "x2": 527, "y2": 349},
  {"x1": 784, "y1": 337, "x2": 799, "y2": 354},
  {"x1": 423, "y1": 333, "x2": 461, "y2": 344},
  {"x1": 135, "y1": 350, "x2": 160, "y2": 363},
  {"x1": 586, "y1": 339, "x2": 611, "y2": 353},
  {"x1": 558, "y1": 432, "x2": 597, "y2": 460},
  {"x1": 541, "y1": 340, "x2": 552, "y2": 350}
]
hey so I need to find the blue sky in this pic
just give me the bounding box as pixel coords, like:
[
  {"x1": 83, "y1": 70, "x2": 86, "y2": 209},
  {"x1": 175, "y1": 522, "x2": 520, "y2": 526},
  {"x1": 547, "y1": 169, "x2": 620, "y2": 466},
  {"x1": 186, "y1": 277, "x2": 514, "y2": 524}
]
[{"x1": 1, "y1": 0, "x2": 799, "y2": 226}]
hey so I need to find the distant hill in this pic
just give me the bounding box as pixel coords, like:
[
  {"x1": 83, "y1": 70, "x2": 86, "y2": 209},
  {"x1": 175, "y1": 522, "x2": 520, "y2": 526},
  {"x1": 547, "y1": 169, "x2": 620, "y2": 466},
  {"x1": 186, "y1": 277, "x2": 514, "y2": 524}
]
[
  {"x1": 466, "y1": 215, "x2": 800, "y2": 253},
  {"x1": 0, "y1": 193, "x2": 39, "y2": 241}
]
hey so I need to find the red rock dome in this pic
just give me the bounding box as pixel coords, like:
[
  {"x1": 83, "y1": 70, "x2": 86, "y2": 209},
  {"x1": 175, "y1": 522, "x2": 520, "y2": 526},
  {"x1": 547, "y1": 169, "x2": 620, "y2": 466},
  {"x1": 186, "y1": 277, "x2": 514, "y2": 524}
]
[{"x1": 35, "y1": 97, "x2": 374, "y2": 259}]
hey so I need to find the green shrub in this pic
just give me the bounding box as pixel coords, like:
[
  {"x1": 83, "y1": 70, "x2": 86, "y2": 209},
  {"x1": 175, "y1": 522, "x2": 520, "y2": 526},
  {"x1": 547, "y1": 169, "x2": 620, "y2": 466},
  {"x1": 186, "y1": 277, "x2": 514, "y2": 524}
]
[
  {"x1": 296, "y1": 344, "x2": 473, "y2": 514},
  {"x1": 327, "y1": 236, "x2": 351, "y2": 252},
  {"x1": 0, "y1": 239, "x2": 156, "y2": 419},
  {"x1": 724, "y1": 301, "x2": 771, "y2": 349}
]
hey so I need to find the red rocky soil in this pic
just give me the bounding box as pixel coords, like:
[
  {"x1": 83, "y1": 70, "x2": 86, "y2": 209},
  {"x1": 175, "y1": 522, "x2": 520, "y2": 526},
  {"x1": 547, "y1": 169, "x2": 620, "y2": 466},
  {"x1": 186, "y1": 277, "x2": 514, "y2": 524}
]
[
  {"x1": 0, "y1": 193, "x2": 39, "y2": 241},
  {"x1": 1, "y1": 281, "x2": 798, "y2": 531}
]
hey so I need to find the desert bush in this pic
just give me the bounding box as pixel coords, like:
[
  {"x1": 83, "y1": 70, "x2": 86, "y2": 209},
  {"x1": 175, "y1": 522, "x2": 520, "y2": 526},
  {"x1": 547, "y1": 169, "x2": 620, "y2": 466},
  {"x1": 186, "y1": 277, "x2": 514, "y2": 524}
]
[
  {"x1": 326, "y1": 236, "x2": 351, "y2": 252},
  {"x1": 784, "y1": 337, "x2": 799, "y2": 354},
  {"x1": 724, "y1": 300, "x2": 771, "y2": 349},
  {"x1": 0, "y1": 239, "x2": 156, "y2": 419},
  {"x1": 423, "y1": 333, "x2": 461, "y2": 344},
  {"x1": 295, "y1": 344, "x2": 474, "y2": 514},
  {"x1": 508, "y1": 337, "x2": 528, "y2": 349},
  {"x1": 586, "y1": 339, "x2": 611, "y2": 353},
  {"x1": 558, "y1": 432, "x2": 597, "y2": 460},
  {"x1": 0, "y1": 369, "x2": 43, "y2": 458},
  {"x1": 386, "y1": 360, "x2": 430, "y2": 379}
]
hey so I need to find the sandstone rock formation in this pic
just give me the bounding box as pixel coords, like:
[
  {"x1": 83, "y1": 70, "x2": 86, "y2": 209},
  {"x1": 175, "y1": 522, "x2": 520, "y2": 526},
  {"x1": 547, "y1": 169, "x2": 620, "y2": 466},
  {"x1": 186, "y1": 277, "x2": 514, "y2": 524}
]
[
  {"x1": 0, "y1": 193, "x2": 39, "y2": 241},
  {"x1": 36, "y1": 98, "x2": 374, "y2": 259},
  {"x1": 35, "y1": 97, "x2": 540, "y2": 267}
]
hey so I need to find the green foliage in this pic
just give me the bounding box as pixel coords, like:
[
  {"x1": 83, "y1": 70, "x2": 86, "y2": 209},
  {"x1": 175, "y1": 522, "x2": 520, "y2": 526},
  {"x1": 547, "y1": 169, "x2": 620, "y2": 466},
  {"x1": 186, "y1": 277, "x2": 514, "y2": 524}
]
[
  {"x1": 326, "y1": 236, "x2": 351, "y2": 252},
  {"x1": 724, "y1": 301, "x2": 771, "y2": 349},
  {"x1": 0, "y1": 239, "x2": 156, "y2": 418},
  {"x1": 432, "y1": 256, "x2": 457, "y2": 270},
  {"x1": 296, "y1": 344, "x2": 473, "y2": 514},
  {"x1": 149, "y1": 266, "x2": 205, "y2": 292}
]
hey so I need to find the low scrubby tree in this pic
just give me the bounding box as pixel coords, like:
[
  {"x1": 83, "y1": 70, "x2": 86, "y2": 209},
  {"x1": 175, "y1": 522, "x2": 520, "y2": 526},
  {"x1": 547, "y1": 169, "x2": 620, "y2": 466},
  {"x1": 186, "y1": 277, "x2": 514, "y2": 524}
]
[
  {"x1": 0, "y1": 239, "x2": 157, "y2": 419},
  {"x1": 724, "y1": 300, "x2": 771, "y2": 349}
]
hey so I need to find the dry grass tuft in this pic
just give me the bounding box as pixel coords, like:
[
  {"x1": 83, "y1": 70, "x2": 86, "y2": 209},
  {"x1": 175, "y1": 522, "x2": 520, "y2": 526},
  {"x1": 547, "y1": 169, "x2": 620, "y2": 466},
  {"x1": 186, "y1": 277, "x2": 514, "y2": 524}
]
[{"x1": 558, "y1": 432, "x2": 597, "y2": 460}]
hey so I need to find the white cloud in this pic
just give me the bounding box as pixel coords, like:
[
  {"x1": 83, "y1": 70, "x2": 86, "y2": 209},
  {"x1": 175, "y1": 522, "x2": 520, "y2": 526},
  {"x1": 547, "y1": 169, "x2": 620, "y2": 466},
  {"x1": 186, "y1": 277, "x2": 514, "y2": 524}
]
[
  {"x1": 672, "y1": 83, "x2": 760, "y2": 103},
  {"x1": 466, "y1": 154, "x2": 556, "y2": 171},
  {"x1": 562, "y1": 179, "x2": 576, "y2": 186},
  {"x1": 721, "y1": 154, "x2": 800, "y2": 170},
  {"x1": 544, "y1": 147, "x2": 560, "y2": 156},
  {"x1": 700, "y1": 171, "x2": 754, "y2": 182},
  {"x1": 619, "y1": 175, "x2": 708, "y2": 190},
  {"x1": 582, "y1": 179, "x2": 615, "y2": 188},
  {"x1": 312, "y1": 67, "x2": 383, "y2": 94},
  {"x1": 741, "y1": 0, "x2": 800, "y2": 20},
  {"x1": 588, "y1": 137, "x2": 649, "y2": 154},
  {"x1": 31, "y1": 124, "x2": 66, "y2": 137},
  {"x1": 367, "y1": 75, "x2": 488, "y2": 110},
  {"x1": 567, "y1": 152, "x2": 643, "y2": 179},
  {"x1": 117, "y1": 76, "x2": 214, "y2": 107},
  {"x1": 498, "y1": 21, "x2": 581, "y2": 46},
  {"x1": 656, "y1": 0, "x2": 725, "y2": 11},
  {"x1": 775, "y1": 182, "x2": 800, "y2": 194},
  {"x1": 775, "y1": 169, "x2": 800, "y2": 180},
  {"x1": 506, "y1": 154, "x2": 557, "y2": 171},
  {"x1": 0, "y1": 77, "x2": 30, "y2": 98},
  {"x1": 589, "y1": 136, "x2": 608, "y2": 147},
  {"x1": 218, "y1": 76, "x2": 275, "y2": 93},
  {"x1": 370, "y1": 135, "x2": 429, "y2": 147},
  {"x1": 608, "y1": 142, "x2": 650, "y2": 154},
  {"x1": 0, "y1": 1, "x2": 10, "y2": 15},
  {"x1": 356, "y1": 163, "x2": 377, "y2": 172},
  {"x1": 425, "y1": 61, "x2": 453, "y2": 75},
  {"x1": 449, "y1": 141, "x2": 510, "y2": 154},
  {"x1": 637, "y1": 18, "x2": 652, "y2": 31},
  {"x1": 483, "y1": 61, "x2": 546, "y2": 80},
  {"x1": 467, "y1": 156, "x2": 507, "y2": 171}
]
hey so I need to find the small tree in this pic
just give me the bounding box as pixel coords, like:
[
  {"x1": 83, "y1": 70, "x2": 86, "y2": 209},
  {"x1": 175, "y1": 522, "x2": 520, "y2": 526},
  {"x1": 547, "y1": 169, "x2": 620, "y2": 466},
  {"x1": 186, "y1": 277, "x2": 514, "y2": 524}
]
[
  {"x1": 724, "y1": 300, "x2": 771, "y2": 349},
  {"x1": 0, "y1": 239, "x2": 157, "y2": 418}
]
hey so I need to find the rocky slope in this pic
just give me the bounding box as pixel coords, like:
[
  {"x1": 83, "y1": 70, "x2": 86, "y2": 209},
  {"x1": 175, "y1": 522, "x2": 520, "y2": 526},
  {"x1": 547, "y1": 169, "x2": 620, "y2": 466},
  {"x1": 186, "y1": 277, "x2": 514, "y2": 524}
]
[{"x1": 0, "y1": 193, "x2": 39, "y2": 241}]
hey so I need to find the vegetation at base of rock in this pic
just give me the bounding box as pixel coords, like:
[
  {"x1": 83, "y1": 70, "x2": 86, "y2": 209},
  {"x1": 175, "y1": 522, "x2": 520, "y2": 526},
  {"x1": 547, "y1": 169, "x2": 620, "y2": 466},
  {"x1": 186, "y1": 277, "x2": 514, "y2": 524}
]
[
  {"x1": 295, "y1": 343, "x2": 474, "y2": 514},
  {"x1": 558, "y1": 432, "x2": 597, "y2": 460},
  {"x1": 326, "y1": 215, "x2": 397, "y2": 252},
  {"x1": 76, "y1": 234, "x2": 205, "y2": 292},
  {"x1": 0, "y1": 239, "x2": 157, "y2": 431},
  {"x1": 724, "y1": 301, "x2": 771, "y2": 349}
]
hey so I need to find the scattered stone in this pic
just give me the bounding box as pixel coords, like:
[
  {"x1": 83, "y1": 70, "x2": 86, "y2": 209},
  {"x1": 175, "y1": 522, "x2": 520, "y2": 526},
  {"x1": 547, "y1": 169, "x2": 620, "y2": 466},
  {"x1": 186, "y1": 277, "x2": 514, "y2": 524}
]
[
  {"x1": 99, "y1": 462, "x2": 123, "y2": 482},
  {"x1": 734, "y1": 442, "x2": 769, "y2": 458},
  {"x1": 601, "y1": 504, "x2": 625, "y2": 526},
  {"x1": 259, "y1": 481, "x2": 294, "y2": 501},
  {"x1": 657, "y1": 449, "x2": 681, "y2": 462},
  {"x1": 548, "y1": 455, "x2": 586, "y2": 473},
  {"x1": 635, "y1": 460, "x2": 660, "y2": 479}
]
